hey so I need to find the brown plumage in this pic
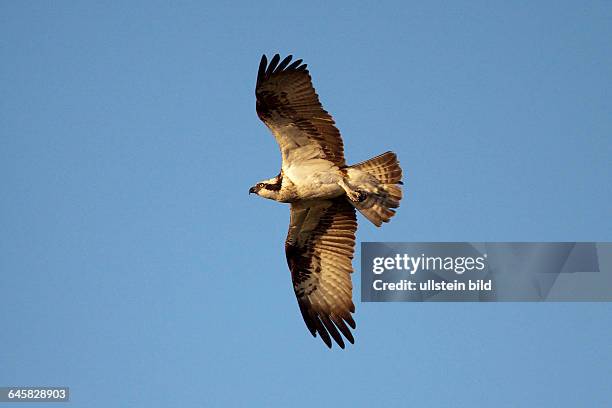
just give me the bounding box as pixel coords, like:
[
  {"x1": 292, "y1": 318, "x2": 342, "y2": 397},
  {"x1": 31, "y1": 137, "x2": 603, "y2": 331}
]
[
  {"x1": 256, "y1": 54, "x2": 346, "y2": 167},
  {"x1": 350, "y1": 152, "x2": 403, "y2": 226},
  {"x1": 251, "y1": 54, "x2": 404, "y2": 349},
  {"x1": 285, "y1": 198, "x2": 357, "y2": 348}
]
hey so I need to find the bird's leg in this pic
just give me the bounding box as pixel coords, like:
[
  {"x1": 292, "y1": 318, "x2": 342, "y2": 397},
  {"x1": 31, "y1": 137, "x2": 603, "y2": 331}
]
[{"x1": 338, "y1": 179, "x2": 367, "y2": 203}]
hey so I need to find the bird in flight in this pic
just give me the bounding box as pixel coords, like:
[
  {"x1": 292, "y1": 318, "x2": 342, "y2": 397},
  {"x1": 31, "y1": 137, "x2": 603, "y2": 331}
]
[{"x1": 250, "y1": 54, "x2": 403, "y2": 349}]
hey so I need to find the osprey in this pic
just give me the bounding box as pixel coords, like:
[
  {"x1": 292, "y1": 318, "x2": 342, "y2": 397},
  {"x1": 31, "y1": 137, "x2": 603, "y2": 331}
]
[{"x1": 250, "y1": 54, "x2": 403, "y2": 349}]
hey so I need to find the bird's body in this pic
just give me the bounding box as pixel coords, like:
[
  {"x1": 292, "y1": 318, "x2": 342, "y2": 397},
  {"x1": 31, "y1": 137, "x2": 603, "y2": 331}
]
[
  {"x1": 284, "y1": 158, "x2": 343, "y2": 201},
  {"x1": 258, "y1": 161, "x2": 349, "y2": 203},
  {"x1": 256, "y1": 152, "x2": 393, "y2": 205},
  {"x1": 250, "y1": 54, "x2": 404, "y2": 348}
]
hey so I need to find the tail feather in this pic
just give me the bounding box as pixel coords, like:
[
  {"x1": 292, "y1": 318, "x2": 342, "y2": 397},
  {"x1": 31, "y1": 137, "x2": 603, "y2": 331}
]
[
  {"x1": 351, "y1": 151, "x2": 403, "y2": 185},
  {"x1": 348, "y1": 151, "x2": 403, "y2": 227}
]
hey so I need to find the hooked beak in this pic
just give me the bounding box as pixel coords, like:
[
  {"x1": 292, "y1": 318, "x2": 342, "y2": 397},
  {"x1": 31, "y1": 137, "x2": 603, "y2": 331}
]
[{"x1": 249, "y1": 186, "x2": 257, "y2": 195}]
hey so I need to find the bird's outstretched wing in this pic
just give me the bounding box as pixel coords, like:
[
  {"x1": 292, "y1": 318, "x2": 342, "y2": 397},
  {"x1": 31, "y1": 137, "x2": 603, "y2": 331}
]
[
  {"x1": 285, "y1": 197, "x2": 357, "y2": 348},
  {"x1": 256, "y1": 54, "x2": 346, "y2": 167}
]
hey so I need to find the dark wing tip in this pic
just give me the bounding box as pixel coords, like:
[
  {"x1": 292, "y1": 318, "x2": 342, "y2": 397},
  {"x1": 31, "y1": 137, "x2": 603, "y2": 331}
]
[
  {"x1": 286, "y1": 59, "x2": 302, "y2": 70},
  {"x1": 256, "y1": 53, "x2": 308, "y2": 87},
  {"x1": 314, "y1": 317, "x2": 333, "y2": 348},
  {"x1": 311, "y1": 311, "x2": 355, "y2": 349},
  {"x1": 266, "y1": 54, "x2": 281, "y2": 76},
  {"x1": 321, "y1": 316, "x2": 345, "y2": 349},
  {"x1": 297, "y1": 301, "x2": 318, "y2": 337},
  {"x1": 257, "y1": 54, "x2": 268, "y2": 86},
  {"x1": 345, "y1": 314, "x2": 356, "y2": 329},
  {"x1": 276, "y1": 54, "x2": 293, "y2": 72},
  {"x1": 333, "y1": 316, "x2": 355, "y2": 344}
]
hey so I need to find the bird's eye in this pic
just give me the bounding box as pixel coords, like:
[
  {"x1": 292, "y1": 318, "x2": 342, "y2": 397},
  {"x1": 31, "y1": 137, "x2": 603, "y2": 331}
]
[{"x1": 258, "y1": 183, "x2": 264, "y2": 188}]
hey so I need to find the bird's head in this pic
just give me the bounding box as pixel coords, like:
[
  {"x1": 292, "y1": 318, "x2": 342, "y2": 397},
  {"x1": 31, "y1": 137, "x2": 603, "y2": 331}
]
[{"x1": 249, "y1": 175, "x2": 282, "y2": 200}]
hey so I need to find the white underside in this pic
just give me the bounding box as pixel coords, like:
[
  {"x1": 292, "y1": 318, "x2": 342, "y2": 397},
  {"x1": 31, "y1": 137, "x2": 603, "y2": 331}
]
[
  {"x1": 284, "y1": 157, "x2": 344, "y2": 200},
  {"x1": 282, "y1": 146, "x2": 380, "y2": 201}
]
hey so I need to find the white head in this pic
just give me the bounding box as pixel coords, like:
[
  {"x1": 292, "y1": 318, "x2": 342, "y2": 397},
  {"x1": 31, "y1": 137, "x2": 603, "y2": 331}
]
[{"x1": 249, "y1": 174, "x2": 282, "y2": 200}]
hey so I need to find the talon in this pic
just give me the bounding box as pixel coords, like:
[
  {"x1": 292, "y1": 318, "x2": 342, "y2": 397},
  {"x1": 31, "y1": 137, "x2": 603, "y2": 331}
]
[{"x1": 348, "y1": 190, "x2": 367, "y2": 203}]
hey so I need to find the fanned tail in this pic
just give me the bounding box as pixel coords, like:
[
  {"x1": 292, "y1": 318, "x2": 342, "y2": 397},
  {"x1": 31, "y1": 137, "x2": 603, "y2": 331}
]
[{"x1": 347, "y1": 151, "x2": 403, "y2": 227}]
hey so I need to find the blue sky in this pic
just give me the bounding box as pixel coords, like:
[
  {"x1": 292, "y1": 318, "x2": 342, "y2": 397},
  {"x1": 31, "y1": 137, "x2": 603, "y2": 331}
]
[{"x1": 1, "y1": 1, "x2": 611, "y2": 407}]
